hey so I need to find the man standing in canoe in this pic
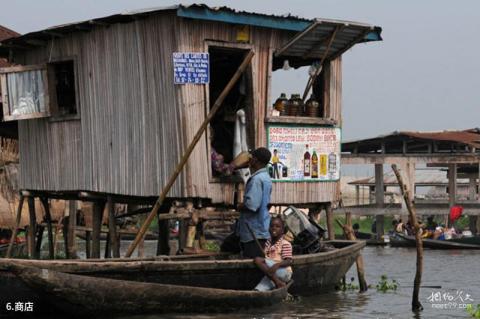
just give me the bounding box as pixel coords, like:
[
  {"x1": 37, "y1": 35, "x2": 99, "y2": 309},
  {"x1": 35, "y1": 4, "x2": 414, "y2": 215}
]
[{"x1": 236, "y1": 147, "x2": 273, "y2": 258}]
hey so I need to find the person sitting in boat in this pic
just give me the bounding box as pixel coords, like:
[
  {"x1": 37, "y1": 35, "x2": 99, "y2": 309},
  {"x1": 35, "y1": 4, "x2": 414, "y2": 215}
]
[
  {"x1": 395, "y1": 219, "x2": 406, "y2": 234},
  {"x1": 253, "y1": 217, "x2": 293, "y2": 291},
  {"x1": 236, "y1": 147, "x2": 272, "y2": 258},
  {"x1": 433, "y1": 225, "x2": 446, "y2": 240}
]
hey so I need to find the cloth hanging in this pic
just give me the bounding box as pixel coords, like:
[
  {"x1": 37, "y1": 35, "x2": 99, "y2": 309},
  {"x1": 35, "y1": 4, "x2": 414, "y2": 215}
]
[{"x1": 233, "y1": 108, "x2": 249, "y2": 182}]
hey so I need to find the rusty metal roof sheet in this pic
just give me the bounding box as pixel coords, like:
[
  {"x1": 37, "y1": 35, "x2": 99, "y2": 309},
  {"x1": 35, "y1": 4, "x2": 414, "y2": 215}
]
[{"x1": 342, "y1": 128, "x2": 480, "y2": 153}]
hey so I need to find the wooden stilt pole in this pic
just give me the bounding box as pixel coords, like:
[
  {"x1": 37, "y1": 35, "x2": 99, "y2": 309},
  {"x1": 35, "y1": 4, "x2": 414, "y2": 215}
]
[
  {"x1": 157, "y1": 207, "x2": 171, "y2": 256},
  {"x1": 62, "y1": 216, "x2": 70, "y2": 259},
  {"x1": 27, "y1": 196, "x2": 37, "y2": 259},
  {"x1": 125, "y1": 51, "x2": 255, "y2": 257},
  {"x1": 326, "y1": 203, "x2": 335, "y2": 240},
  {"x1": 178, "y1": 219, "x2": 188, "y2": 253},
  {"x1": 85, "y1": 231, "x2": 91, "y2": 259},
  {"x1": 40, "y1": 197, "x2": 54, "y2": 259},
  {"x1": 67, "y1": 200, "x2": 78, "y2": 259},
  {"x1": 6, "y1": 195, "x2": 24, "y2": 258},
  {"x1": 392, "y1": 164, "x2": 424, "y2": 312},
  {"x1": 91, "y1": 201, "x2": 105, "y2": 259},
  {"x1": 107, "y1": 196, "x2": 120, "y2": 258},
  {"x1": 35, "y1": 225, "x2": 45, "y2": 258},
  {"x1": 104, "y1": 232, "x2": 111, "y2": 258},
  {"x1": 336, "y1": 219, "x2": 368, "y2": 292}
]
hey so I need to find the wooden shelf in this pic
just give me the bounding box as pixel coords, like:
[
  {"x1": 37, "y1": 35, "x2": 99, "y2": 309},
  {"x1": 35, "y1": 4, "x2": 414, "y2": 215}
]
[{"x1": 265, "y1": 116, "x2": 337, "y2": 126}]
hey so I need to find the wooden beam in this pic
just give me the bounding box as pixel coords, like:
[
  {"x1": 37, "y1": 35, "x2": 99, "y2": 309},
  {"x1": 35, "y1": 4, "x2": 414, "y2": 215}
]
[
  {"x1": 375, "y1": 164, "x2": 384, "y2": 239},
  {"x1": 24, "y1": 39, "x2": 47, "y2": 46},
  {"x1": 302, "y1": 26, "x2": 345, "y2": 59},
  {"x1": 27, "y1": 196, "x2": 37, "y2": 259},
  {"x1": 91, "y1": 201, "x2": 105, "y2": 259},
  {"x1": 107, "y1": 196, "x2": 119, "y2": 258},
  {"x1": 34, "y1": 225, "x2": 45, "y2": 258},
  {"x1": 448, "y1": 164, "x2": 457, "y2": 207},
  {"x1": 43, "y1": 31, "x2": 64, "y2": 38},
  {"x1": 326, "y1": 204, "x2": 335, "y2": 240},
  {"x1": 67, "y1": 200, "x2": 78, "y2": 258},
  {"x1": 274, "y1": 21, "x2": 321, "y2": 57},
  {"x1": 302, "y1": 26, "x2": 340, "y2": 102},
  {"x1": 85, "y1": 231, "x2": 91, "y2": 259},
  {"x1": 341, "y1": 154, "x2": 480, "y2": 165},
  {"x1": 40, "y1": 197, "x2": 54, "y2": 259}
]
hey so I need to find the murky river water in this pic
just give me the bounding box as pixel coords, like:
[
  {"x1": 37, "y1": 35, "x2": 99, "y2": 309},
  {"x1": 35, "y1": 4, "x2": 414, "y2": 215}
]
[{"x1": 11, "y1": 244, "x2": 480, "y2": 319}]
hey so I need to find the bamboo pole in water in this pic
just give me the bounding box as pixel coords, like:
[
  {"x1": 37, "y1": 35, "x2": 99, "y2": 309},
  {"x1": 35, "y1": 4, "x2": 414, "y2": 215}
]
[
  {"x1": 125, "y1": 50, "x2": 255, "y2": 257},
  {"x1": 392, "y1": 164, "x2": 424, "y2": 312}
]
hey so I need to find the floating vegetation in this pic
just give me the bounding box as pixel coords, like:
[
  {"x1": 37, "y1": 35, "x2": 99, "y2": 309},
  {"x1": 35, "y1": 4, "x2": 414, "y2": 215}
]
[
  {"x1": 466, "y1": 304, "x2": 480, "y2": 318},
  {"x1": 376, "y1": 275, "x2": 398, "y2": 292},
  {"x1": 338, "y1": 277, "x2": 359, "y2": 291}
]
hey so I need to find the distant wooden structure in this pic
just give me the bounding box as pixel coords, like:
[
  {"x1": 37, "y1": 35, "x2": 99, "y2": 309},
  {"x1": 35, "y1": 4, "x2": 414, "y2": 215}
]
[
  {"x1": 0, "y1": 5, "x2": 382, "y2": 258},
  {"x1": 340, "y1": 129, "x2": 480, "y2": 237}
]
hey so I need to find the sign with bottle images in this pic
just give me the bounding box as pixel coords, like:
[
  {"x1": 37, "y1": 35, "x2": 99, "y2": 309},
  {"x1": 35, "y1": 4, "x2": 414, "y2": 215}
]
[
  {"x1": 173, "y1": 52, "x2": 209, "y2": 84},
  {"x1": 266, "y1": 125, "x2": 341, "y2": 182}
]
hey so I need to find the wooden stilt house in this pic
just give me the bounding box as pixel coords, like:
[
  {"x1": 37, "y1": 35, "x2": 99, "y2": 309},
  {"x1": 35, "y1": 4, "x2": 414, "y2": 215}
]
[
  {"x1": 0, "y1": 4, "x2": 381, "y2": 205},
  {"x1": 0, "y1": 5, "x2": 382, "y2": 257}
]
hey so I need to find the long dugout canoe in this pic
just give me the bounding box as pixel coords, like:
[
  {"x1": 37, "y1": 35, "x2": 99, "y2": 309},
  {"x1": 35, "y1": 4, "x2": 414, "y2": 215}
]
[
  {"x1": 8, "y1": 264, "x2": 289, "y2": 315},
  {"x1": 0, "y1": 240, "x2": 364, "y2": 313}
]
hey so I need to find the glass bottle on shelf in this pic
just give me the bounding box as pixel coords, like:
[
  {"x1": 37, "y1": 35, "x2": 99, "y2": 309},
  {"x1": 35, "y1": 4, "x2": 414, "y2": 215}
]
[
  {"x1": 303, "y1": 144, "x2": 311, "y2": 177},
  {"x1": 320, "y1": 153, "x2": 327, "y2": 177},
  {"x1": 328, "y1": 152, "x2": 337, "y2": 177},
  {"x1": 311, "y1": 149, "x2": 318, "y2": 178}
]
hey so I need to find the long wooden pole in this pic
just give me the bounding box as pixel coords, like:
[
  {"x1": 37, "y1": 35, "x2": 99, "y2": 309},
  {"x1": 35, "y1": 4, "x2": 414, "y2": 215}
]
[
  {"x1": 336, "y1": 219, "x2": 368, "y2": 292},
  {"x1": 6, "y1": 195, "x2": 24, "y2": 258},
  {"x1": 392, "y1": 164, "x2": 424, "y2": 312},
  {"x1": 301, "y1": 27, "x2": 339, "y2": 102},
  {"x1": 125, "y1": 51, "x2": 255, "y2": 257}
]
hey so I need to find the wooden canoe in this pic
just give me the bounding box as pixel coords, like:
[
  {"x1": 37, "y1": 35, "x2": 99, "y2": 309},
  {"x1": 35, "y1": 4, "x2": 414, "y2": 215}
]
[
  {"x1": 390, "y1": 233, "x2": 480, "y2": 250},
  {"x1": 0, "y1": 240, "x2": 363, "y2": 296},
  {"x1": 8, "y1": 264, "x2": 289, "y2": 314}
]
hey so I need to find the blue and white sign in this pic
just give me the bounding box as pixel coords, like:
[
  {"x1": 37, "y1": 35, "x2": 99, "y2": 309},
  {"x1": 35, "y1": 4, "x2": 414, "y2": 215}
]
[{"x1": 173, "y1": 52, "x2": 209, "y2": 84}]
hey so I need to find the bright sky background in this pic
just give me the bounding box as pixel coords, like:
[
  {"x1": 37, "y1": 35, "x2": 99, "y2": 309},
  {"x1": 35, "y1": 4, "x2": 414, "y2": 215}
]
[{"x1": 1, "y1": 0, "x2": 479, "y2": 142}]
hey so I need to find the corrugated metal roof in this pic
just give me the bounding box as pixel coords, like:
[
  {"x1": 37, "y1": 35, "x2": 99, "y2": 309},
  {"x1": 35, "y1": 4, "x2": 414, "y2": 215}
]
[
  {"x1": 0, "y1": 4, "x2": 381, "y2": 57},
  {"x1": 349, "y1": 169, "x2": 471, "y2": 186},
  {"x1": 275, "y1": 19, "x2": 380, "y2": 61}
]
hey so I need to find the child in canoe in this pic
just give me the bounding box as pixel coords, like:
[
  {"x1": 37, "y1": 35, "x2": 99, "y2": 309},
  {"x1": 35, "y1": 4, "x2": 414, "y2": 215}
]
[{"x1": 254, "y1": 216, "x2": 293, "y2": 291}]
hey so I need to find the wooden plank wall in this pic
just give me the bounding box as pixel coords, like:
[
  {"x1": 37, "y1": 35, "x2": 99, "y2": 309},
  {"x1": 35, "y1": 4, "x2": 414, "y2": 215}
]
[{"x1": 16, "y1": 13, "x2": 341, "y2": 205}]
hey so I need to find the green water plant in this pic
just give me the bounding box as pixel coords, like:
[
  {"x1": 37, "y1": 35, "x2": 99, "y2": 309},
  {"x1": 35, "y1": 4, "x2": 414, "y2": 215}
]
[
  {"x1": 376, "y1": 275, "x2": 398, "y2": 292},
  {"x1": 466, "y1": 304, "x2": 480, "y2": 318},
  {"x1": 338, "y1": 277, "x2": 359, "y2": 291}
]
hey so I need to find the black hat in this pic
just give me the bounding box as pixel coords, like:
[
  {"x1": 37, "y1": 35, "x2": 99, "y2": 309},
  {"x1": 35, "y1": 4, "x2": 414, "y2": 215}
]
[{"x1": 251, "y1": 147, "x2": 271, "y2": 166}]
